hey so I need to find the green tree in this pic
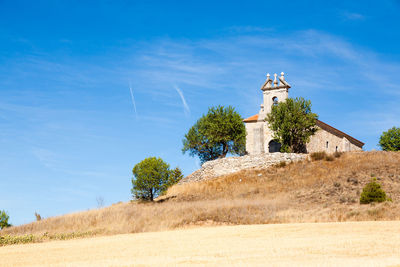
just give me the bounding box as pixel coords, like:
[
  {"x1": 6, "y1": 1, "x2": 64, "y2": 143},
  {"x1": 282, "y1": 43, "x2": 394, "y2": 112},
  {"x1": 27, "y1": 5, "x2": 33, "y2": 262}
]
[
  {"x1": 167, "y1": 167, "x2": 184, "y2": 189},
  {"x1": 0, "y1": 210, "x2": 11, "y2": 229},
  {"x1": 379, "y1": 127, "x2": 400, "y2": 151},
  {"x1": 182, "y1": 105, "x2": 246, "y2": 163},
  {"x1": 131, "y1": 157, "x2": 183, "y2": 201},
  {"x1": 266, "y1": 97, "x2": 318, "y2": 153}
]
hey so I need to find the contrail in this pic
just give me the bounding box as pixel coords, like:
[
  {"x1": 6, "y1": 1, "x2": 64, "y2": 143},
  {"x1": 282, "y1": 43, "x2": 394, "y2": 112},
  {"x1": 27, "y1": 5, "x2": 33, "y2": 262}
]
[
  {"x1": 129, "y1": 82, "x2": 138, "y2": 119},
  {"x1": 174, "y1": 85, "x2": 190, "y2": 116}
]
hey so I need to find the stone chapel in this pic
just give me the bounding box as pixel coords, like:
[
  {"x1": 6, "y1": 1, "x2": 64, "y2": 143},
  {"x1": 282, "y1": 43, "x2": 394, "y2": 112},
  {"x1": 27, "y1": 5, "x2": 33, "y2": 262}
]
[{"x1": 243, "y1": 72, "x2": 364, "y2": 154}]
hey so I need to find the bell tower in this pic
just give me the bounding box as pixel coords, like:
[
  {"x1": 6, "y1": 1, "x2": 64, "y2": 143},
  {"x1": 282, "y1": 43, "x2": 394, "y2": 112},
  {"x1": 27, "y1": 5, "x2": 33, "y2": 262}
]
[{"x1": 258, "y1": 72, "x2": 291, "y2": 121}]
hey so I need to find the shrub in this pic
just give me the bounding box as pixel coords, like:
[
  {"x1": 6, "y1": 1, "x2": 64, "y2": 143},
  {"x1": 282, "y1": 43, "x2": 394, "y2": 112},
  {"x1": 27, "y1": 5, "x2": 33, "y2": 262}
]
[
  {"x1": 276, "y1": 161, "x2": 287, "y2": 168},
  {"x1": 310, "y1": 151, "x2": 327, "y2": 161},
  {"x1": 0, "y1": 210, "x2": 11, "y2": 230},
  {"x1": 34, "y1": 212, "x2": 42, "y2": 221},
  {"x1": 310, "y1": 152, "x2": 338, "y2": 161},
  {"x1": 325, "y1": 155, "x2": 335, "y2": 161},
  {"x1": 360, "y1": 179, "x2": 388, "y2": 204},
  {"x1": 333, "y1": 151, "x2": 343, "y2": 158}
]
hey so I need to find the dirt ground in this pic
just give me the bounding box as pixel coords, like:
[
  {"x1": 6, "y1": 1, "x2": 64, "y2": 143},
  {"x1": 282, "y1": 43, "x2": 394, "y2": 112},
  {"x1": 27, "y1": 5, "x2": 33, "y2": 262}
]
[{"x1": 1, "y1": 221, "x2": 400, "y2": 267}]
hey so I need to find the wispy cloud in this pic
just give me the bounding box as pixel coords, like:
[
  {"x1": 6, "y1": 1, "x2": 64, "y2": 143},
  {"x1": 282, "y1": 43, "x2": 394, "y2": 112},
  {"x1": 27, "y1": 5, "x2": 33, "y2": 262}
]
[
  {"x1": 174, "y1": 85, "x2": 190, "y2": 116},
  {"x1": 3, "y1": 29, "x2": 400, "y2": 151},
  {"x1": 32, "y1": 147, "x2": 58, "y2": 169},
  {"x1": 129, "y1": 82, "x2": 138, "y2": 119},
  {"x1": 121, "y1": 30, "x2": 400, "y2": 150},
  {"x1": 31, "y1": 147, "x2": 106, "y2": 177},
  {"x1": 225, "y1": 26, "x2": 274, "y2": 34},
  {"x1": 341, "y1": 11, "x2": 365, "y2": 21},
  {"x1": 126, "y1": 30, "x2": 400, "y2": 101}
]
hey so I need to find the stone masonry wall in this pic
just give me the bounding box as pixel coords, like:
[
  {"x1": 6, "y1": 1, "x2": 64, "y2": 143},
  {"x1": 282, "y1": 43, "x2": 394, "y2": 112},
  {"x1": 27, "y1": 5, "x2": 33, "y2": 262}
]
[{"x1": 180, "y1": 153, "x2": 306, "y2": 184}]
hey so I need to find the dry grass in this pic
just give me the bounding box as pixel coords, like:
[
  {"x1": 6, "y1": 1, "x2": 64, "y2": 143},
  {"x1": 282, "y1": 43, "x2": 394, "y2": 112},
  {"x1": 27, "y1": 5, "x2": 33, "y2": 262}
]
[
  {"x1": 168, "y1": 151, "x2": 400, "y2": 203},
  {"x1": 1, "y1": 199, "x2": 287, "y2": 238},
  {"x1": 2, "y1": 151, "x2": 400, "y2": 244}
]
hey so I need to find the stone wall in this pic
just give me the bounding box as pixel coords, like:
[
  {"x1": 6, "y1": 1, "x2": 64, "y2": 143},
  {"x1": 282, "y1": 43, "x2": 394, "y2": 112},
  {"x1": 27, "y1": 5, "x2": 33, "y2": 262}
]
[
  {"x1": 180, "y1": 153, "x2": 306, "y2": 184},
  {"x1": 245, "y1": 121, "x2": 263, "y2": 154},
  {"x1": 246, "y1": 122, "x2": 363, "y2": 155},
  {"x1": 307, "y1": 128, "x2": 362, "y2": 153}
]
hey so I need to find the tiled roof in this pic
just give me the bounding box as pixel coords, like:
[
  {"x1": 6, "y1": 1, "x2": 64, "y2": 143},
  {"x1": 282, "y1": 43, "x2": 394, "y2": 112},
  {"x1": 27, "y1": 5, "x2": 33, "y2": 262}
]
[
  {"x1": 243, "y1": 114, "x2": 259, "y2": 122},
  {"x1": 243, "y1": 114, "x2": 364, "y2": 148}
]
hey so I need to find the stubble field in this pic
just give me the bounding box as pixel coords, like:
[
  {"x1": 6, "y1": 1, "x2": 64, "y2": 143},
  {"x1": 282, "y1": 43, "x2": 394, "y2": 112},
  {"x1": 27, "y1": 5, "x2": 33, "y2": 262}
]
[{"x1": 1, "y1": 221, "x2": 400, "y2": 266}]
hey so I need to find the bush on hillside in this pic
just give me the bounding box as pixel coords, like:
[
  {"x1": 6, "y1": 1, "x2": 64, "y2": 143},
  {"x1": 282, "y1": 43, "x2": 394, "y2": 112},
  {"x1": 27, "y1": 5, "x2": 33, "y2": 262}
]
[
  {"x1": 325, "y1": 155, "x2": 335, "y2": 161},
  {"x1": 310, "y1": 151, "x2": 340, "y2": 161},
  {"x1": 276, "y1": 161, "x2": 287, "y2": 168},
  {"x1": 310, "y1": 151, "x2": 327, "y2": 161},
  {"x1": 333, "y1": 151, "x2": 343, "y2": 158},
  {"x1": 34, "y1": 212, "x2": 42, "y2": 221},
  {"x1": 360, "y1": 179, "x2": 389, "y2": 204},
  {"x1": 0, "y1": 210, "x2": 11, "y2": 230}
]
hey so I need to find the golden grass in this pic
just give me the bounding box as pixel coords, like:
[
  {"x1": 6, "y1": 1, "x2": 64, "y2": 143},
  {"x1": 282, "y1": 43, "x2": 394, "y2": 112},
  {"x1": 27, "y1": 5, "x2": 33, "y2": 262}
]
[
  {"x1": 168, "y1": 151, "x2": 400, "y2": 202},
  {"x1": 1, "y1": 151, "x2": 400, "y2": 245},
  {"x1": 2, "y1": 221, "x2": 400, "y2": 266}
]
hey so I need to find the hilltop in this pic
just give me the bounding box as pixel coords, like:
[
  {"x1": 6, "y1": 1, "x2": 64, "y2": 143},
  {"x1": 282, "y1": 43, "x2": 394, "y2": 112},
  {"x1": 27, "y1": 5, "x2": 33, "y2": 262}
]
[{"x1": 1, "y1": 151, "x2": 400, "y2": 243}]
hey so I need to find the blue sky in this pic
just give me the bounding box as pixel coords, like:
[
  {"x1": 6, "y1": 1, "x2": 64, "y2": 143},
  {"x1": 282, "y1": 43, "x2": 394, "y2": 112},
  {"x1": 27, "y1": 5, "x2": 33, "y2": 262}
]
[{"x1": 1, "y1": 0, "x2": 400, "y2": 225}]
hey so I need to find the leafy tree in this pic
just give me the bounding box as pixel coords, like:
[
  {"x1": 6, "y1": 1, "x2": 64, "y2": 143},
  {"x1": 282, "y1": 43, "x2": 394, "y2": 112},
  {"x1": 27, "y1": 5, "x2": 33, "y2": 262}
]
[
  {"x1": 266, "y1": 97, "x2": 318, "y2": 153},
  {"x1": 182, "y1": 105, "x2": 246, "y2": 163},
  {"x1": 379, "y1": 126, "x2": 400, "y2": 151},
  {"x1": 0, "y1": 210, "x2": 11, "y2": 229},
  {"x1": 167, "y1": 167, "x2": 184, "y2": 189},
  {"x1": 131, "y1": 157, "x2": 183, "y2": 201}
]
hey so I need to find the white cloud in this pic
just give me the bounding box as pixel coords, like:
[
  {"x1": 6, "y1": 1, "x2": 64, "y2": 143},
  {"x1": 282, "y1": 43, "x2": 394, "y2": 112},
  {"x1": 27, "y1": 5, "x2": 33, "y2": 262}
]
[
  {"x1": 342, "y1": 11, "x2": 365, "y2": 21},
  {"x1": 174, "y1": 85, "x2": 190, "y2": 117},
  {"x1": 121, "y1": 30, "x2": 400, "y2": 150},
  {"x1": 129, "y1": 82, "x2": 138, "y2": 119},
  {"x1": 3, "y1": 30, "x2": 400, "y2": 151}
]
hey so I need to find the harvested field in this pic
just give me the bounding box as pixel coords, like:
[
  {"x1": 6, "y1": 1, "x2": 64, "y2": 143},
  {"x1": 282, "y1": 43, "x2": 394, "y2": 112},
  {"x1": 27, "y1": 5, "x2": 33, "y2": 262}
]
[{"x1": 1, "y1": 221, "x2": 400, "y2": 266}]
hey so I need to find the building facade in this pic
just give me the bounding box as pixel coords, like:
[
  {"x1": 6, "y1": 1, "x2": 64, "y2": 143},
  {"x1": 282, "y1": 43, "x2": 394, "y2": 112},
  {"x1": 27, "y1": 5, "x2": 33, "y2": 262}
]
[{"x1": 243, "y1": 73, "x2": 364, "y2": 154}]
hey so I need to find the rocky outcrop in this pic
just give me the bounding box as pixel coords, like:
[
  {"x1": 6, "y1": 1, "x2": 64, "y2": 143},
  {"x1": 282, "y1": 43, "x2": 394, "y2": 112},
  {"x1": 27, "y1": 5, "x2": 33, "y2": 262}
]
[{"x1": 180, "y1": 153, "x2": 307, "y2": 184}]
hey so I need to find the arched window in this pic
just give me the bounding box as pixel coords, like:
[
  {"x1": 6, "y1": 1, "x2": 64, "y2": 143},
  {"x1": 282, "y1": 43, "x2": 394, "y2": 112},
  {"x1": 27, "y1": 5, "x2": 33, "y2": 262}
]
[
  {"x1": 272, "y1": 97, "x2": 278, "y2": 106},
  {"x1": 269, "y1": 140, "x2": 281, "y2": 153}
]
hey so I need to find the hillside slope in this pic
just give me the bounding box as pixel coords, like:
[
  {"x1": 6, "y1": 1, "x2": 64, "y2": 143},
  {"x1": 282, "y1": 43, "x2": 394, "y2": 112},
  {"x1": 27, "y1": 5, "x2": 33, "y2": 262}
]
[{"x1": 1, "y1": 151, "x2": 400, "y2": 241}]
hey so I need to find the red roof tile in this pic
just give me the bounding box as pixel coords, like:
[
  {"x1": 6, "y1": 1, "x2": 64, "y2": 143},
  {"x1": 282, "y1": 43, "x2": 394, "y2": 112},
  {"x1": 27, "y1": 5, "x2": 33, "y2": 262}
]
[{"x1": 243, "y1": 114, "x2": 259, "y2": 122}]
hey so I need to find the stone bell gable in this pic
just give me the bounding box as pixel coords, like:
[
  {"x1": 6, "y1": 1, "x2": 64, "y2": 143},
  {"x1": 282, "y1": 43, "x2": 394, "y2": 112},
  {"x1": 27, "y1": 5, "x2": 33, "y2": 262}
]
[
  {"x1": 244, "y1": 73, "x2": 364, "y2": 155},
  {"x1": 258, "y1": 72, "x2": 291, "y2": 120}
]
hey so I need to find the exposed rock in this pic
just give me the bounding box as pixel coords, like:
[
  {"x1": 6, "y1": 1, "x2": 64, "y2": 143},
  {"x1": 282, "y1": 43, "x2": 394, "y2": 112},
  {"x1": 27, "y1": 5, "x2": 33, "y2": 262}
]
[{"x1": 180, "y1": 153, "x2": 307, "y2": 184}]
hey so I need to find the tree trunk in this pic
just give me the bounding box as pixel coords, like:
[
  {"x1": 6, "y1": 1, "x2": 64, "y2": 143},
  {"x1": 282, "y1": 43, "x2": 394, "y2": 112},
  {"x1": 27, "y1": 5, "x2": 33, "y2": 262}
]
[{"x1": 220, "y1": 143, "x2": 228, "y2": 158}]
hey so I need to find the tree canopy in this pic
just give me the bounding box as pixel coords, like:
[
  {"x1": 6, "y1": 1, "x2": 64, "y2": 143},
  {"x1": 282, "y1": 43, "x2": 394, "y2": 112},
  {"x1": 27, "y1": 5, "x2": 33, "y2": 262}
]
[
  {"x1": 182, "y1": 105, "x2": 246, "y2": 163},
  {"x1": 266, "y1": 97, "x2": 318, "y2": 153},
  {"x1": 131, "y1": 157, "x2": 183, "y2": 201},
  {"x1": 379, "y1": 126, "x2": 400, "y2": 151}
]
